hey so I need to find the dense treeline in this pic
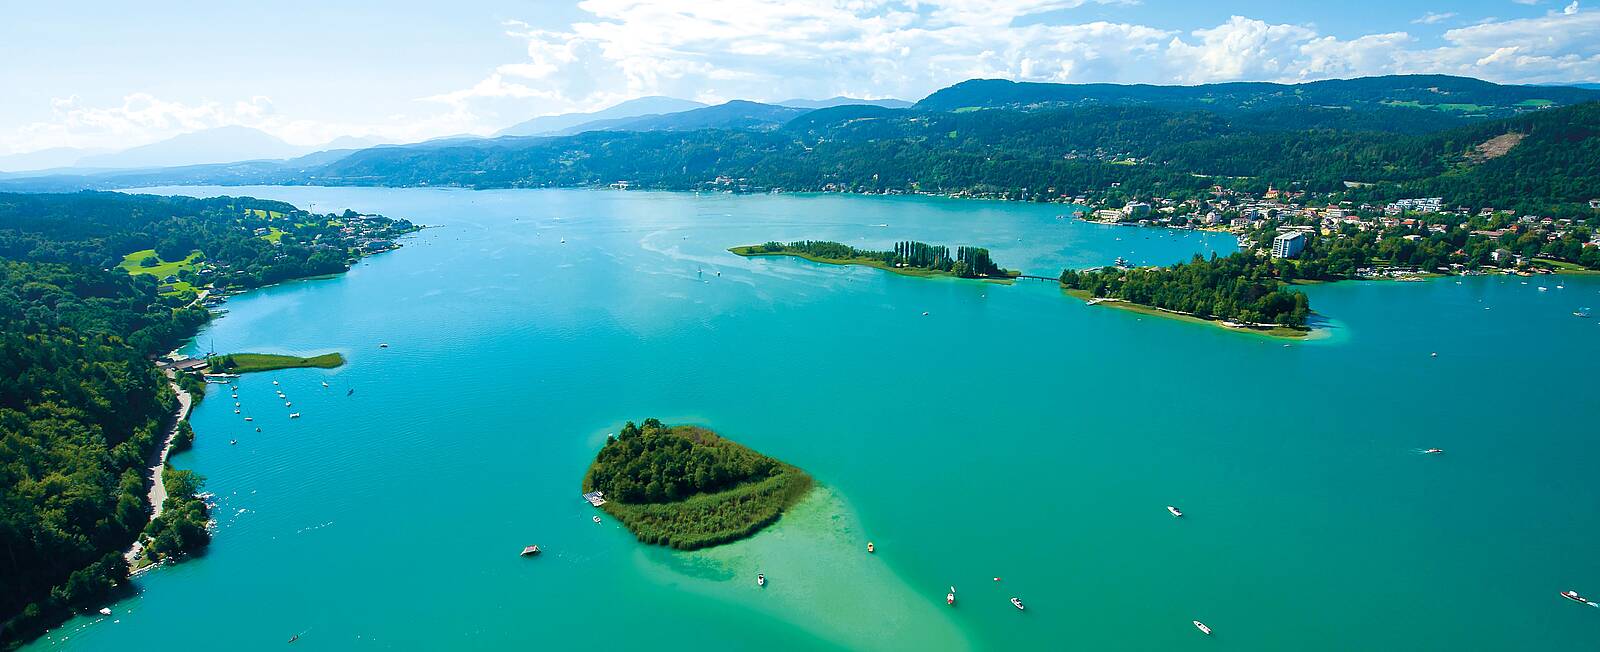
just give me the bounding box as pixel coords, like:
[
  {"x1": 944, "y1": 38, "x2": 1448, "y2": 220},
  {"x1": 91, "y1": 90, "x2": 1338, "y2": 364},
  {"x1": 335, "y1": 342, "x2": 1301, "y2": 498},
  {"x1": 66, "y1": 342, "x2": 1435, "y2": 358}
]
[
  {"x1": 0, "y1": 192, "x2": 417, "y2": 293},
  {"x1": 0, "y1": 191, "x2": 412, "y2": 648},
  {"x1": 583, "y1": 420, "x2": 812, "y2": 550},
  {"x1": 0, "y1": 261, "x2": 189, "y2": 644},
  {"x1": 749, "y1": 240, "x2": 1013, "y2": 278},
  {"x1": 1061, "y1": 253, "x2": 1311, "y2": 328}
]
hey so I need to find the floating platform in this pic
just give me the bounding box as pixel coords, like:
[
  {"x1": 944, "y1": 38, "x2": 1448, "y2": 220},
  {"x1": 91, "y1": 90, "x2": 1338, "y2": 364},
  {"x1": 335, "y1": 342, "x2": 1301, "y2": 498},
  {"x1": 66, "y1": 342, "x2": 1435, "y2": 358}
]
[{"x1": 582, "y1": 491, "x2": 607, "y2": 507}]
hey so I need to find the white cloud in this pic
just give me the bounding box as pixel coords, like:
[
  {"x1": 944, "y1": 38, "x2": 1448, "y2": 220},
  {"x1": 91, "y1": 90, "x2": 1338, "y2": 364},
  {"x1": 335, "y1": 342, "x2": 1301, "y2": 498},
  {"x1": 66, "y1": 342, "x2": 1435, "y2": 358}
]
[
  {"x1": 1412, "y1": 11, "x2": 1458, "y2": 24},
  {"x1": 7, "y1": 0, "x2": 1600, "y2": 156}
]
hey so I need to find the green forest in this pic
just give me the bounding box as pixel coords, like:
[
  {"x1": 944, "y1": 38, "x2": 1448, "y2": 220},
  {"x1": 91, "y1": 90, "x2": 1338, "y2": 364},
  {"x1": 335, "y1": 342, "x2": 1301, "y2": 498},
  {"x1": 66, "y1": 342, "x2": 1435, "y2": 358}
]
[
  {"x1": 582, "y1": 419, "x2": 813, "y2": 550},
  {"x1": 1060, "y1": 253, "x2": 1312, "y2": 328},
  {"x1": 0, "y1": 192, "x2": 411, "y2": 647},
  {"x1": 301, "y1": 98, "x2": 1600, "y2": 217}
]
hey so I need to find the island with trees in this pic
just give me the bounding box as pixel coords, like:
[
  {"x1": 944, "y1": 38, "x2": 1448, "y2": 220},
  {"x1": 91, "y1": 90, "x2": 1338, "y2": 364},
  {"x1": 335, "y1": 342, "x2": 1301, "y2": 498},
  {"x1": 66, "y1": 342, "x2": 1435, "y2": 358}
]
[
  {"x1": 1059, "y1": 252, "x2": 1312, "y2": 337},
  {"x1": 731, "y1": 240, "x2": 1018, "y2": 280},
  {"x1": 207, "y1": 352, "x2": 345, "y2": 374},
  {"x1": 582, "y1": 419, "x2": 813, "y2": 550}
]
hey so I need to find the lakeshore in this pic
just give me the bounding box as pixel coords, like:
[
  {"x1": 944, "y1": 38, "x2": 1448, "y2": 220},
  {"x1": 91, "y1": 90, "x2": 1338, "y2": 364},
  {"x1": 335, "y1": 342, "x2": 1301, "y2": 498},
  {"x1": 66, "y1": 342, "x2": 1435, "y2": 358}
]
[
  {"x1": 1062, "y1": 288, "x2": 1313, "y2": 339},
  {"x1": 123, "y1": 370, "x2": 195, "y2": 571},
  {"x1": 31, "y1": 186, "x2": 1600, "y2": 652}
]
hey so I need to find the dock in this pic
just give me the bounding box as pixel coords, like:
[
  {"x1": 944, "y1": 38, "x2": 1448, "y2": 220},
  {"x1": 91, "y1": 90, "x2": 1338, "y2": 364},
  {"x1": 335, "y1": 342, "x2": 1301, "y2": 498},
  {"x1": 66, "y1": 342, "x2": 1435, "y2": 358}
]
[{"x1": 582, "y1": 491, "x2": 606, "y2": 507}]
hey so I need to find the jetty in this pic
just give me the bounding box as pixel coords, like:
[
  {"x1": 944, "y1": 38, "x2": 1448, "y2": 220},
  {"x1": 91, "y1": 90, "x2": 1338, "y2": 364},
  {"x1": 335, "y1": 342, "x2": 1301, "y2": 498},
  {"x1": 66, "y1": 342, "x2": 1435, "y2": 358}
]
[{"x1": 582, "y1": 490, "x2": 607, "y2": 507}]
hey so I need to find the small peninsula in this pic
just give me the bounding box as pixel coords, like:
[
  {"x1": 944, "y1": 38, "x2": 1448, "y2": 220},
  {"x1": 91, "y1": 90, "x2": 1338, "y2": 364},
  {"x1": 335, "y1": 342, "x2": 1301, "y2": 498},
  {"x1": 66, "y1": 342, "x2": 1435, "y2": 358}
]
[
  {"x1": 732, "y1": 240, "x2": 1019, "y2": 281},
  {"x1": 1059, "y1": 252, "x2": 1312, "y2": 338},
  {"x1": 207, "y1": 352, "x2": 346, "y2": 373},
  {"x1": 583, "y1": 419, "x2": 813, "y2": 550}
]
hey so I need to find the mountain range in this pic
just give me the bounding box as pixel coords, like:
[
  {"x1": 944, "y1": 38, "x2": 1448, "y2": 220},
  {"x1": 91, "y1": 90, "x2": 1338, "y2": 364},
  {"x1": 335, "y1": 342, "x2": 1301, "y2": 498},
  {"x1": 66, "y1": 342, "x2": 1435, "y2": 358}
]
[{"x1": 3, "y1": 75, "x2": 1597, "y2": 215}]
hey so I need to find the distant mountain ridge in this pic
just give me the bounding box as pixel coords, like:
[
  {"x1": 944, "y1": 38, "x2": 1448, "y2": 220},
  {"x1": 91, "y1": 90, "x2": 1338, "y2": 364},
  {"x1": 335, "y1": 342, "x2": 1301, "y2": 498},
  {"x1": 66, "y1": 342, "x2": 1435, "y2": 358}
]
[
  {"x1": 496, "y1": 96, "x2": 707, "y2": 137},
  {"x1": 917, "y1": 74, "x2": 1600, "y2": 118}
]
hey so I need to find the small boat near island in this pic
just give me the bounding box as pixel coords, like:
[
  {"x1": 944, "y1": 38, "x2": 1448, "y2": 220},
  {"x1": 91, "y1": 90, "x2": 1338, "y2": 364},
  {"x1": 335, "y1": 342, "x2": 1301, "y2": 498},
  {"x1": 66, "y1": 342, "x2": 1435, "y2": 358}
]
[
  {"x1": 1167, "y1": 505, "x2": 1183, "y2": 517},
  {"x1": 592, "y1": 515, "x2": 601, "y2": 524},
  {"x1": 757, "y1": 573, "x2": 766, "y2": 587},
  {"x1": 1010, "y1": 597, "x2": 1025, "y2": 611},
  {"x1": 1194, "y1": 620, "x2": 1212, "y2": 635},
  {"x1": 520, "y1": 545, "x2": 541, "y2": 556}
]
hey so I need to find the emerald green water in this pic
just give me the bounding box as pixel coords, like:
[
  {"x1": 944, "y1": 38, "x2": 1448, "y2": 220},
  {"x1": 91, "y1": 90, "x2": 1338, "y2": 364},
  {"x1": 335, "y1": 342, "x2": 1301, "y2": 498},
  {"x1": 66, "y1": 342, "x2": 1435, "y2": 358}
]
[{"x1": 32, "y1": 187, "x2": 1600, "y2": 650}]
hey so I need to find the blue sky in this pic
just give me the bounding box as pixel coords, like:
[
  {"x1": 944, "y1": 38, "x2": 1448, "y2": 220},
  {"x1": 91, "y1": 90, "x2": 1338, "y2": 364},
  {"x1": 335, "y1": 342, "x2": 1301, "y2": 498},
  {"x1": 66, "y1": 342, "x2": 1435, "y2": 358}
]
[{"x1": 2, "y1": 0, "x2": 1597, "y2": 154}]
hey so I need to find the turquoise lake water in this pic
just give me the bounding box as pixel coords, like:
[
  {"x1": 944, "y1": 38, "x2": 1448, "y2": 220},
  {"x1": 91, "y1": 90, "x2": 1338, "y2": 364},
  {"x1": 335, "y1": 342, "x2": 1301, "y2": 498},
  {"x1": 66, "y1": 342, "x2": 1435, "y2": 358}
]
[{"x1": 30, "y1": 186, "x2": 1600, "y2": 650}]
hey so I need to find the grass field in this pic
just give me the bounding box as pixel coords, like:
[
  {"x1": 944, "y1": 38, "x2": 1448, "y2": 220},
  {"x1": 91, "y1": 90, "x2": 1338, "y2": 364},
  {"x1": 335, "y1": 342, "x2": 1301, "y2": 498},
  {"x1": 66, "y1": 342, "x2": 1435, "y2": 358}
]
[
  {"x1": 261, "y1": 227, "x2": 286, "y2": 243},
  {"x1": 119, "y1": 249, "x2": 203, "y2": 295},
  {"x1": 207, "y1": 352, "x2": 346, "y2": 373},
  {"x1": 1535, "y1": 258, "x2": 1600, "y2": 275}
]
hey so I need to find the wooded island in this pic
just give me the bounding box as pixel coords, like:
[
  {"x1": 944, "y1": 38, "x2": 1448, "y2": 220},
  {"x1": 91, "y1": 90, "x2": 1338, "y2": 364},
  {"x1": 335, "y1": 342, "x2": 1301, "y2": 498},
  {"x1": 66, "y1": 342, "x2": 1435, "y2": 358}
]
[{"x1": 583, "y1": 419, "x2": 812, "y2": 550}]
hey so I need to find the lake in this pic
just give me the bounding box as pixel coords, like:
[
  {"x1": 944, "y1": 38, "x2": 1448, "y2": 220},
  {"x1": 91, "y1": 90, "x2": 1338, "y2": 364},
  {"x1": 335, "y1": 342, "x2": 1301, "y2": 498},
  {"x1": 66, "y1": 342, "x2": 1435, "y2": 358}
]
[{"x1": 30, "y1": 186, "x2": 1600, "y2": 650}]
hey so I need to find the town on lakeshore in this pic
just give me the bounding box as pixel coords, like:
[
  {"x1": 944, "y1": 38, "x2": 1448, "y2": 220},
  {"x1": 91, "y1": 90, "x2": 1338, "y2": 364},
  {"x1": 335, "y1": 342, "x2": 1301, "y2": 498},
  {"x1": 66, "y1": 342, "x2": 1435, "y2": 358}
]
[{"x1": 6, "y1": 4, "x2": 1600, "y2": 649}]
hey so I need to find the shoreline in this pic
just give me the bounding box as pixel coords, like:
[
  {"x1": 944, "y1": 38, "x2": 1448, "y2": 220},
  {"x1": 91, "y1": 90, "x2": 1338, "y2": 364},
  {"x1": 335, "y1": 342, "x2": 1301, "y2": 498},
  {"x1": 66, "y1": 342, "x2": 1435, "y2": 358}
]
[
  {"x1": 124, "y1": 368, "x2": 194, "y2": 569},
  {"x1": 1063, "y1": 288, "x2": 1314, "y2": 339}
]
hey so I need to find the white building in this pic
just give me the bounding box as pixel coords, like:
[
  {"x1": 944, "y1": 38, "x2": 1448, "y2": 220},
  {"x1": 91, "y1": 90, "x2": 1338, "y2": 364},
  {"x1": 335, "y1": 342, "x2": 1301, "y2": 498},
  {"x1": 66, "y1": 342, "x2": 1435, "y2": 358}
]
[{"x1": 1272, "y1": 232, "x2": 1307, "y2": 259}]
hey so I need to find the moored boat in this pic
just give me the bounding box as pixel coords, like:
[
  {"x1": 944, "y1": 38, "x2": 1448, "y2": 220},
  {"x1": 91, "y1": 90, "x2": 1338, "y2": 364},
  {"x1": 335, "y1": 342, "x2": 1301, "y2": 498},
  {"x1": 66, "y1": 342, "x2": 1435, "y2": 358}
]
[
  {"x1": 1194, "y1": 620, "x2": 1212, "y2": 635},
  {"x1": 1010, "y1": 597, "x2": 1025, "y2": 611},
  {"x1": 289, "y1": 412, "x2": 301, "y2": 419},
  {"x1": 592, "y1": 515, "x2": 601, "y2": 524},
  {"x1": 1167, "y1": 505, "x2": 1183, "y2": 517},
  {"x1": 520, "y1": 545, "x2": 541, "y2": 556},
  {"x1": 867, "y1": 541, "x2": 875, "y2": 553},
  {"x1": 947, "y1": 587, "x2": 956, "y2": 605},
  {"x1": 757, "y1": 573, "x2": 766, "y2": 587}
]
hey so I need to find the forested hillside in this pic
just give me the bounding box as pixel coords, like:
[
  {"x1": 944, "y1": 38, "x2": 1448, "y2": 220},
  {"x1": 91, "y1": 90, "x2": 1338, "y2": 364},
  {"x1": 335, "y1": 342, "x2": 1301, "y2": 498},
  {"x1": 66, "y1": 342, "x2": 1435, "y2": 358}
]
[
  {"x1": 311, "y1": 98, "x2": 1600, "y2": 215},
  {"x1": 0, "y1": 192, "x2": 416, "y2": 647}
]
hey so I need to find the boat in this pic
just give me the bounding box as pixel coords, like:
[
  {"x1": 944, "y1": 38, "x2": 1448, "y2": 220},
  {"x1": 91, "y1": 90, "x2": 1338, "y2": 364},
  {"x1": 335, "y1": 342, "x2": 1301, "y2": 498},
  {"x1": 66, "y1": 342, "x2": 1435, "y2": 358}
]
[
  {"x1": 230, "y1": 439, "x2": 237, "y2": 445},
  {"x1": 231, "y1": 394, "x2": 238, "y2": 399},
  {"x1": 1194, "y1": 621, "x2": 1212, "y2": 635},
  {"x1": 234, "y1": 409, "x2": 241, "y2": 414},
  {"x1": 272, "y1": 380, "x2": 279, "y2": 385},
  {"x1": 321, "y1": 381, "x2": 329, "y2": 388},
  {"x1": 1431, "y1": 352, "x2": 1438, "y2": 357},
  {"x1": 284, "y1": 402, "x2": 292, "y2": 407},
  {"x1": 520, "y1": 545, "x2": 541, "y2": 556},
  {"x1": 922, "y1": 311, "x2": 929, "y2": 316},
  {"x1": 98, "y1": 607, "x2": 111, "y2": 616},
  {"x1": 379, "y1": 343, "x2": 389, "y2": 348},
  {"x1": 1576, "y1": 308, "x2": 1592, "y2": 318},
  {"x1": 757, "y1": 573, "x2": 766, "y2": 587},
  {"x1": 347, "y1": 388, "x2": 355, "y2": 396},
  {"x1": 1425, "y1": 448, "x2": 1444, "y2": 454},
  {"x1": 1561, "y1": 590, "x2": 1591, "y2": 604},
  {"x1": 592, "y1": 515, "x2": 601, "y2": 524},
  {"x1": 1167, "y1": 505, "x2": 1183, "y2": 517},
  {"x1": 1011, "y1": 597, "x2": 1025, "y2": 611},
  {"x1": 244, "y1": 417, "x2": 253, "y2": 422},
  {"x1": 867, "y1": 542, "x2": 875, "y2": 553},
  {"x1": 288, "y1": 634, "x2": 299, "y2": 644},
  {"x1": 288, "y1": 413, "x2": 301, "y2": 419},
  {"x1": 947, "y1": 587, "x2": 956, "y2": 605}
]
